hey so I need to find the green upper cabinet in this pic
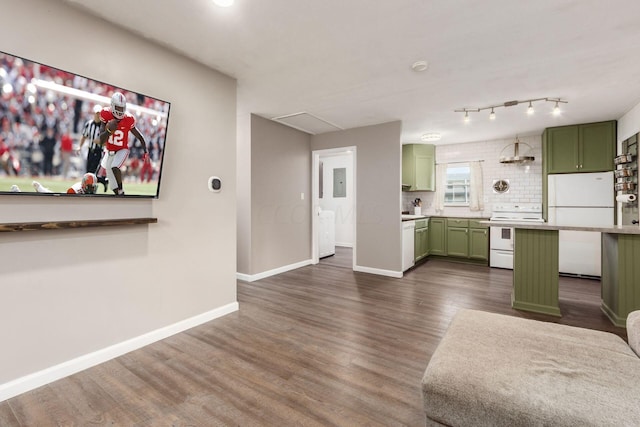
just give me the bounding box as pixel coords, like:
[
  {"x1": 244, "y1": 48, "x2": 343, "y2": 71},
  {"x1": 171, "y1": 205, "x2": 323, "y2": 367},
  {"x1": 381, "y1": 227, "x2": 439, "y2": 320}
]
[
  {"x1": 402, "y1": 144, "x2": 435, "y2": 191},
  {"x1": 579, "y1": 122, "x2": 616, "y2": 172},
  {"x1": 544, "y1": 121, "x2": 616, "y2": 174},
  {"x1": 545, "y1": 125, "x2": 579, "y2": 173}
]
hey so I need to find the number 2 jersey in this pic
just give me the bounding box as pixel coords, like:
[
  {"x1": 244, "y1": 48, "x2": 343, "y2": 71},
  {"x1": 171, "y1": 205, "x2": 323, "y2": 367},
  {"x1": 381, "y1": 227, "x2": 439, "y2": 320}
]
[{"x1": 100, "y1": 108, "x2": 136, "y2": 152}]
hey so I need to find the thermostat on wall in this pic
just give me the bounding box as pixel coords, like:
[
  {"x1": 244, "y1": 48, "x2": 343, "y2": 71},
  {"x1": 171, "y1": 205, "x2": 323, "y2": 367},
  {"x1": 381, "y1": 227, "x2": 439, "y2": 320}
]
[{"x1": 208, "y1": 176, "x2": 222, "y2": 192}]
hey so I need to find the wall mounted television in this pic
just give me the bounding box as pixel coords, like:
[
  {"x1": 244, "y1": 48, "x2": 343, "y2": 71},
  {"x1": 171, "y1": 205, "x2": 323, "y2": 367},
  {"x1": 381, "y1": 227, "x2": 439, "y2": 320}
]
[{"x1": 0, "y1": 51, "x2": 170, "y2": 199}]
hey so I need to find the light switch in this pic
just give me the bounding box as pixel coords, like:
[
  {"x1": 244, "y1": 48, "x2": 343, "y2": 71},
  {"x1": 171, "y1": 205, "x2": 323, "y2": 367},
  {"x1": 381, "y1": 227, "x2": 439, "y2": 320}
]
[{"x1": 301, "y1": 192, "x2": 305, "y2": 200}]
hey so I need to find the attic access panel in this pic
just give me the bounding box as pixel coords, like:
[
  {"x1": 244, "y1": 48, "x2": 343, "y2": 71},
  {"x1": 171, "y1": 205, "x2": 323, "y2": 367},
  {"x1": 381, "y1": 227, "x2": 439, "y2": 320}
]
[{"x1": 271, "y1": 112, "x2": 342, "y2": 135}]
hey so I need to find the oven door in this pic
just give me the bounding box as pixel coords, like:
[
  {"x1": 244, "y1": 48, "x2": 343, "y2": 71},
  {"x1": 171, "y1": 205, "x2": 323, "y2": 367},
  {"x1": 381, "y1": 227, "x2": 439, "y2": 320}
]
[{"x1": 489, "y1": 224, "x2": 513, "y2": 251}]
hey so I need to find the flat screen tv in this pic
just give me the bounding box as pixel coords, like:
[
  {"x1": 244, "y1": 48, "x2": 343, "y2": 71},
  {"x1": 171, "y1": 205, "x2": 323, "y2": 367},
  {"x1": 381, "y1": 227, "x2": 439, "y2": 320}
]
[{"x1": 0, "y1": 51, "x2": 170, "y2": 198}]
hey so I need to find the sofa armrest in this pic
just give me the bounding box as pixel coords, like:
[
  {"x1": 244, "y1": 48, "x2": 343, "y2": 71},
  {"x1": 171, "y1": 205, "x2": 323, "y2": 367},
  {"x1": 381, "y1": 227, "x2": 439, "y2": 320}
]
[{"x1": 628, "y1": 310, "x2": 640, "y2": 357}]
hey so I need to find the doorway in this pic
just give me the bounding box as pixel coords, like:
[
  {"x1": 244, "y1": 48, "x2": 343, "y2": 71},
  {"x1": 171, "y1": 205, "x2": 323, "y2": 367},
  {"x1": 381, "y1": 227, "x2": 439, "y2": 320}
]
[{"x1": 311, "y1": 147, "x2": 356, "y2": 269}]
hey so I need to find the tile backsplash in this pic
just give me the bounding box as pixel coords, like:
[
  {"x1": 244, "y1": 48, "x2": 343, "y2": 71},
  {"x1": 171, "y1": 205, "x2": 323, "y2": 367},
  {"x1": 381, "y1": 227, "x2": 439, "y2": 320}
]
[{"x1": 403, "y1": 135, "x2": 542, "y2": 217}]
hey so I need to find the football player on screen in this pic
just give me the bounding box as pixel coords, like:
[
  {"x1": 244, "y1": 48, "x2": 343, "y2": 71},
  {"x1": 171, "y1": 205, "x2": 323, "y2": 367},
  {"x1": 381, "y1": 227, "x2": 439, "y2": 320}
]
[
  {"x1": 12, "y1": 173, "x2": 99, "y2": 195},
  {"x1": 99, "y1": 92, "x2": 149, "y2": 196}
]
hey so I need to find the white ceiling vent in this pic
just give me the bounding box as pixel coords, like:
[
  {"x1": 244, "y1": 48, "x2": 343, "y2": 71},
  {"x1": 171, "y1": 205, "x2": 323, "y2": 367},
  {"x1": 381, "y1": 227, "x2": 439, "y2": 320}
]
[{"x1": 271, "y1": 112, "x2": 343, "y2": 135}]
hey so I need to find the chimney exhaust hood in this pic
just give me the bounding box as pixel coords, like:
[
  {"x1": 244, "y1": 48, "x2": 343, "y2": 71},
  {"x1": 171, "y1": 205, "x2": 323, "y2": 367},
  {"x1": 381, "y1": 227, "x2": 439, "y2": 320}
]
[{"x1": 499, "y1": 137, "x2": 535, "y2": 164}]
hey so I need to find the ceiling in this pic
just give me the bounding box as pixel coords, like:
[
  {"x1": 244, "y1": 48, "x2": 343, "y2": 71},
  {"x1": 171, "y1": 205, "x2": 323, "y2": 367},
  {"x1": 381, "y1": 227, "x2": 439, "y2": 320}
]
[{"x1": 63, "y1": 0, "x2": 640, "y2": 145}]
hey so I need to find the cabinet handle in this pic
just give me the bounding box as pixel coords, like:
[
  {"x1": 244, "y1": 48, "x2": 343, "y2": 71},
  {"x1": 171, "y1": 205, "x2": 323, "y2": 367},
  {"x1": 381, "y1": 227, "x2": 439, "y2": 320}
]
[
  {"x1": 575, "y1": 165, "x2": 579, "y2": 169},
  {"x1": 484, "y1": 230, "x2": 487, "y2": 235}
]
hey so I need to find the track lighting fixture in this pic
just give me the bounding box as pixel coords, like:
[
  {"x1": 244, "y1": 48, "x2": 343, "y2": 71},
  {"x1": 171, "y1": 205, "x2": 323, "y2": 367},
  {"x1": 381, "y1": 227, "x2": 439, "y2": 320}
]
[{"x1": 455, "y1": 97, "x2": 567, "y2": 121}]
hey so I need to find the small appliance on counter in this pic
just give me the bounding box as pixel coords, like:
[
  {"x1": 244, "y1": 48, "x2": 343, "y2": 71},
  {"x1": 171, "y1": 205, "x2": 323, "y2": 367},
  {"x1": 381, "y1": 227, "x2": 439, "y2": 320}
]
[{"x1": 489, "y1": 204, "x2": 544, "y2": 269}]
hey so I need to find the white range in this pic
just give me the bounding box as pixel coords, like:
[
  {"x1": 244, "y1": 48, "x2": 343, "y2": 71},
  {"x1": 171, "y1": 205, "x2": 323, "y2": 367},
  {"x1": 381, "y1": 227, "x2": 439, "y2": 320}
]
[{"x1": 489, "y1": 204, "x2": 544, "y2": 269}]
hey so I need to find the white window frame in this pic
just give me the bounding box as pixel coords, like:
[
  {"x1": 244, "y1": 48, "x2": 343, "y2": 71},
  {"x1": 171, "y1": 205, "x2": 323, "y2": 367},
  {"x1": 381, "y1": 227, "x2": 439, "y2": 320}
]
[{"x1": 444, "y1": 163, "x2": 470, "y2": 206}]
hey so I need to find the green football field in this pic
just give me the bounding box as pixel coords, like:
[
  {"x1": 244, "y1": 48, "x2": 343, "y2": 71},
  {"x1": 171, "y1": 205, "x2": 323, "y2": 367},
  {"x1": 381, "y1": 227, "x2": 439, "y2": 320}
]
[{"x1": 0, "y1": 176, "x2": 158, "y2": 196}]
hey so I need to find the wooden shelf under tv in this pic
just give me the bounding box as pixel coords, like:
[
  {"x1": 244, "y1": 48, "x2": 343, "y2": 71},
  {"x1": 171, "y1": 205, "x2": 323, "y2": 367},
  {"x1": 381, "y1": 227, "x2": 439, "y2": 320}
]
[{"x1": 0, "y1": 217, "x2": 158, "y2": 232}]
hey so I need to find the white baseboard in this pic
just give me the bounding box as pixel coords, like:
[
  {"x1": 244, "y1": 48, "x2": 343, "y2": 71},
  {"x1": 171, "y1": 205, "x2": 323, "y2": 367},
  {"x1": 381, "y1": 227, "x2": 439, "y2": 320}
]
[
  {"x1": 354, "y1": 265, "x2": 403, "y2": 278},
  {"x1": 236, "y1": 259, "x2": 313, "y2": 282},
  {"x1": 335, "y1": 243, "x2": 353, "y2": 248},
  {"x1": 0, "y1": 302, "x2": 239, "y2": 403}
]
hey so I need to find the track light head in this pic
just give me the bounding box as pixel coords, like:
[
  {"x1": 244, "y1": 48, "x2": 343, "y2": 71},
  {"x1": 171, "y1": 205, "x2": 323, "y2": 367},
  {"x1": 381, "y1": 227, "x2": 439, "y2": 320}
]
[{"x1": 527, "y1": 102, "x2": 534, "y2": 115}]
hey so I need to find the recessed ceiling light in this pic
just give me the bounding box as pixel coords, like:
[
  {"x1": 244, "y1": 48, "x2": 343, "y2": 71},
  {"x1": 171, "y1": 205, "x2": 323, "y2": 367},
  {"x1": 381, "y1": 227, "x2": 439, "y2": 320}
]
[
  {"x1": 212, "y1": 0, "x2": 234, "y2": 6},
  {"x1": 411, "y1": 60, "x2": 429, "y2": 72},
  {"x1": 421, "y1": 132, "x2": 441, "y2": 142}
]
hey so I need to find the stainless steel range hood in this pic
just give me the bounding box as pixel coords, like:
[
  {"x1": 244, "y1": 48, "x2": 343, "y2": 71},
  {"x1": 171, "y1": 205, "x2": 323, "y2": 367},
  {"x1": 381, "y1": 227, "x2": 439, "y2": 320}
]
[{"x1": 499, "y1": 137, "x2": 535, "y2": 164}]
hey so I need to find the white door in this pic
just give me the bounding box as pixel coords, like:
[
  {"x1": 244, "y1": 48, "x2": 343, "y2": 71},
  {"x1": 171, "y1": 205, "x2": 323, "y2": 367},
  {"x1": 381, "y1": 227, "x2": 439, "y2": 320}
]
[{"x1": 318, "y1": 210, "x2": 335, "y2": 258}]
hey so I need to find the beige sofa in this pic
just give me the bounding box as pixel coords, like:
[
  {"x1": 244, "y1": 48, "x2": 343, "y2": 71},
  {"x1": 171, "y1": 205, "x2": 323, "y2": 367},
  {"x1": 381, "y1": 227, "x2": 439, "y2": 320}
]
[{"x1": 421, "y1": 309, "x2": 640, "y2": 427}]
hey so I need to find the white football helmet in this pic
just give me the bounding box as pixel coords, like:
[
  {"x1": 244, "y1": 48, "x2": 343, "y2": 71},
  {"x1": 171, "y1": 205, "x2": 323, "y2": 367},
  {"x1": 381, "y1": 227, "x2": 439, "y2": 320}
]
[
  {"x1": 81, "y1": 172, "x2": 98, "y2": 194},
  {"x1": 110, "y1": 92, "x2": 126, "y2": 119}
]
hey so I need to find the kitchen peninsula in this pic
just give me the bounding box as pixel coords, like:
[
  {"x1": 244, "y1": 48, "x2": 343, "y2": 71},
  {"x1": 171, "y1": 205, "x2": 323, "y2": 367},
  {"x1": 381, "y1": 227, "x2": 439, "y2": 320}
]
[{"x1": 481, "y1": 221, "x2": 640, "y2": 327}]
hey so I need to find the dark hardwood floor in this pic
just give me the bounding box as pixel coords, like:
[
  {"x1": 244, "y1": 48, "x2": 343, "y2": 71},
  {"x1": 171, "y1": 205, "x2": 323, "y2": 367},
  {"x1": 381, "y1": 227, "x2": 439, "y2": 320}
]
[
  {"x1": 1, "y1": 258, "x2": 626, "y2": 426},
  {"x1": 319, "y1": 246, "x2": 353, "y2": 269}
]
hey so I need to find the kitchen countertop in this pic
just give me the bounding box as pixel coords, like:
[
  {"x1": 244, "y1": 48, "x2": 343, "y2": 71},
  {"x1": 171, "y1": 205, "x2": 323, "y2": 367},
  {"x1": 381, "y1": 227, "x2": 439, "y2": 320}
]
[
  {"x1": 402, "y1": 214, "x2": 429, "y2": 221},
  {"x1": 479, "y1": 220, "x2": 640, "y2": 235}
]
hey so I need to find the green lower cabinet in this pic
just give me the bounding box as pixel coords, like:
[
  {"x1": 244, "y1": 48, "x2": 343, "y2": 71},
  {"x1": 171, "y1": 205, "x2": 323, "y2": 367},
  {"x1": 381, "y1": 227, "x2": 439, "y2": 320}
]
[
  {"x1": 447, "y1": 227, "x2": 469, "y2": 257},
  {"x1": 469, "y1": 227, "x2": 489, "y2": 260},
  {"x1": 414, "y1": 222, "x2": 429, "y2": 262},
  {"x1": 429, "y1": 218, "x2": 447, "y2": 256}
]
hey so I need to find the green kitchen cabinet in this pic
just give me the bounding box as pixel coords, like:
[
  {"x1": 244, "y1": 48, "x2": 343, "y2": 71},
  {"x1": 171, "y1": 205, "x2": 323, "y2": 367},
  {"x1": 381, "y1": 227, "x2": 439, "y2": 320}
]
[
  {"x1": 446, "y1": 219, "x2": 470, "y2": 258},
  {"x1": 447, "y1": 225, "x2": 469, "y2": 258},
  {"x1": 428, "y1": 217, "x2": 447, "y2": 256},
  {"x1": 545, "y1": 125, "x2": 579, "y2": 173},
  {"x1": 402, "y1": 144, "x2": 435, "y2": 191},
  {"x1": 469, "y1": 227, "x2": 489, "y2": 261},
  {"x1": 544, "y1": 121, "x2": 616, "y2": 174},
  {"x1": 414, "y1": 219, "x2": 429, "y2": 262}
]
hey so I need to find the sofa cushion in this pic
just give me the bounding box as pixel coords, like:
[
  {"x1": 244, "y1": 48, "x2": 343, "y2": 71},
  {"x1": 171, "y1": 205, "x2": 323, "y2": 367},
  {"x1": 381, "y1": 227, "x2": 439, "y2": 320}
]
[
  {"x1": 628, "y1": 310, "x2": 640, "y2": 357},
  {"x1": 422, "y1": 309, "x2": 640, "y2": 427}
]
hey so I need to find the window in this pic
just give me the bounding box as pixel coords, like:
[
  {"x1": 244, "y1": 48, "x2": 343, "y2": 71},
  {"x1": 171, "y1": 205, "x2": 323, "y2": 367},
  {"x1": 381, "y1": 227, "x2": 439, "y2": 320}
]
[{"x1": 444, "y1": 164, "x2": 470, "y2": 205}]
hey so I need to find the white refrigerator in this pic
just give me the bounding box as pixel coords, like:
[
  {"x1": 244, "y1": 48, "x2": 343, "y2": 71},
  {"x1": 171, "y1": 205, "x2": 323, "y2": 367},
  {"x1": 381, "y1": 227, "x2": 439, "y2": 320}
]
[{"x1": 547, "y1": 172, "x2": 614, "y2": 277}]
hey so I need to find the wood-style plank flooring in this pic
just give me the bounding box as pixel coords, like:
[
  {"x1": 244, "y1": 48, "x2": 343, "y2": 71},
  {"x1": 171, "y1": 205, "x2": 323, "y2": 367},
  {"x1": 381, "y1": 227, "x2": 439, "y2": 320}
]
[{"x1": 1, "y1": 253, "x2": 626, "y2": 426}]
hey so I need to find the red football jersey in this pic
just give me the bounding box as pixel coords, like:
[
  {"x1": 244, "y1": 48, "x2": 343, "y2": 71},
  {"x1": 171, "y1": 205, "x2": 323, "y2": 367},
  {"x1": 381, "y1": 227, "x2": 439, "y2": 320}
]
[{"x1": 100, "y1": 108, "x2": 136, "y2": 151}]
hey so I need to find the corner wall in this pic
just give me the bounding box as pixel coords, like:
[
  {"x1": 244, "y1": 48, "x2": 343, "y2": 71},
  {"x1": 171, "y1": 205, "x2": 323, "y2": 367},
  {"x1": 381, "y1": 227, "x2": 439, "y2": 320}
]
[
  {"x1": 311, "y1": 121, "x2": 402, "y2": 275},
  {"x1": 0, "y1": 0, "x2": 237, "y2": 399},
  {"x1": 248, "y1": 115, "x2": 312, "y2": 276}
]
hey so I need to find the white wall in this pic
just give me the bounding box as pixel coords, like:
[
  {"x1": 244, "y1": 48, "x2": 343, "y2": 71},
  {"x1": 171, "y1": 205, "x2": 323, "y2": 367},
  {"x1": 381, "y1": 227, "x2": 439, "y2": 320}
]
[
  {"x1": 403, "y1": 134, "x2": 542, "y2": 217},
  {"x1": 0, "y1": 0, "x2": 237, "y2": 400},
  {"x1": 319, "y1": 153, "x2": 354, "y2": 247},
  {"x1": 616, "y1": 100, "x2": 640, "y2": 224},
  {"x1": 618, "y1": 101, "x2": 640, "y2": 143}
]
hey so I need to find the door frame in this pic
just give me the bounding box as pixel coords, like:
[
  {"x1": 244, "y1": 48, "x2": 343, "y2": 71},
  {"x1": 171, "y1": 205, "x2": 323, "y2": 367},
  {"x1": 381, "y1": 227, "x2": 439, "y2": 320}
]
[{"x1": 311, "y1": 146, "x2": 357, "y2": 268}]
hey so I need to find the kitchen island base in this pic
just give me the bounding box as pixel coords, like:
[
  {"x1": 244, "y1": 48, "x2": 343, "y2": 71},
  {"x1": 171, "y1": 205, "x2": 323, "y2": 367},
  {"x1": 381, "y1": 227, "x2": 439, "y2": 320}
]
[
  {"x1": 483, "y1": 220, "x2": 640, "y2": 326},
  {"x1": 512, "y1": 229, "x2": 561, "y2": 317},
  {"x1": 602, "y1": 233, "x2": 640, "y2": 327}
]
